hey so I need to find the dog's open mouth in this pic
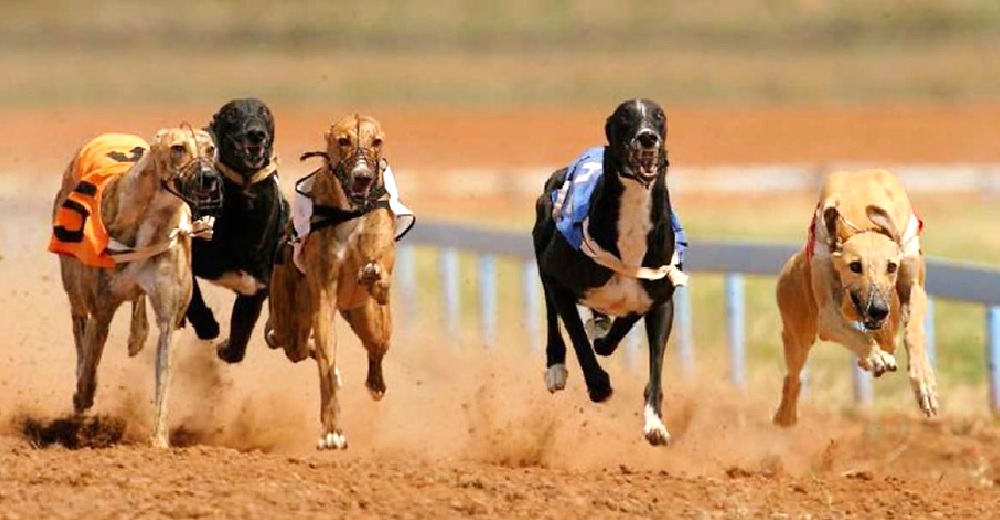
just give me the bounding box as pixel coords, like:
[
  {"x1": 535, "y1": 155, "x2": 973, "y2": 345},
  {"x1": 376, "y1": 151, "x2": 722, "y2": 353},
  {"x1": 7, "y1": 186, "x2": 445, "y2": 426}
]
[
  {"x1": 628, "y1": 145, "x2": 660, "y2": 182},
  {"x1": 862, "y1": 319, "x2": 883, "y2": 331},
  {"x1": 243, "y1": 143, "x2": 268, "y2": 170},
  {"x1": 351, "y1": 175, "x2": 373, "y2": 197}
]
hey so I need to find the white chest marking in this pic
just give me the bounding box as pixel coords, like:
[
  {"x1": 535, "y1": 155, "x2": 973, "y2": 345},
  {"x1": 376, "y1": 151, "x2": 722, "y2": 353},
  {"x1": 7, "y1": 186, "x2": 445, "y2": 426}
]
[{"x1": 581, "y1": 179, "x2": 653, "y2": 316}]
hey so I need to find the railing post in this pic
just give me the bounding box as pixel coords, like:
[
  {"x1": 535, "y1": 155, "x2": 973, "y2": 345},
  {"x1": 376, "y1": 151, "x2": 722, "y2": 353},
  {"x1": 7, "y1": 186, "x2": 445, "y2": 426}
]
[
  {"x1": 479, "y1": 255, "x2": 497, "y2": 346},
  {"x1": 675, "y1": 285, "x2": 694, "y2": 377},
  {"x1": 925, "y1": 297, "x2": 936, "y2": 367},
  {"x1": 852, "y1": 354, "x2": 874, "y2": 408},
  {"x1": 724, "y1": 273, "x2": 746, "y2": 388},
  {"x1": 396, "y1": 244, "x2": 417, "y2": 328},
  {"x1": 987, "y1": 306, "x2": 1000, "y2": 413},
  {"x1": 522, "y1": 261, "x2": 541, "y2": 353},
  {"x1": 439, "y1": 247, "x2": 460, "y2": 337}
]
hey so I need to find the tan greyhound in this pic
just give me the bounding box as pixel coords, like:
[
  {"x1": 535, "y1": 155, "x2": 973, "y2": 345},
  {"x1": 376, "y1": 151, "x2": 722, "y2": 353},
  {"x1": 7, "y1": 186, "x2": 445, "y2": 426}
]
[
  {"x1": 773, "y1": 169, "x2": 938, "y2": 426},
  {"x1": 50, "y1": 128, "x2": 220, "y2": 447}
]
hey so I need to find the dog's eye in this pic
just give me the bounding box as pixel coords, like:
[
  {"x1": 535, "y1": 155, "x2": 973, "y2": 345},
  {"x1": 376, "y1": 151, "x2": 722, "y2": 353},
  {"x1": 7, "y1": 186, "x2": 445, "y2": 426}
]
[
  {"x1": 887, "y1": 262, "x2": 898, "y2": 274},
  {"x1": 170, "y1": 144, "x2": 186, "y2": 158},
  {"x1": 372, "y1": 137, "x2": 383, "y2": 147},
  {"x1": 848, "y1": 261, "x2": 863, "y2": 274},
  {"x1": 337, "y1": 137, "x2": 351, "y2": 147}
]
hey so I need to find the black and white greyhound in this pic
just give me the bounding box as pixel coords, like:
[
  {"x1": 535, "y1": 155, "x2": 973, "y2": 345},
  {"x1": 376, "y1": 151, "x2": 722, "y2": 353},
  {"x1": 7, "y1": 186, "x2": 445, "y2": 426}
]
[{"x1": 532, "y1": 98, "x2": 683, "y2": 446}]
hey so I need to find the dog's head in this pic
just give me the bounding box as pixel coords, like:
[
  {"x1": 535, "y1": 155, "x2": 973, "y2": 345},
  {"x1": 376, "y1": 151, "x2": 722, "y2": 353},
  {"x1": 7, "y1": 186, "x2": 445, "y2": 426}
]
[
  {"x1": 604, "y1": 98, "x2": 669, "y2": 187},
  {"x1": 322, "y1": 114, "x2": 386, "y2": 204},
  {"x1": 823, "y1": 204, "x2": 903, "y2": 331},
  {"x1": 209, "y1": 97, "x2": 275, "y2": 175},
  {"x1": 150, "y1": 126, "x2": 223, "y2": 216}
]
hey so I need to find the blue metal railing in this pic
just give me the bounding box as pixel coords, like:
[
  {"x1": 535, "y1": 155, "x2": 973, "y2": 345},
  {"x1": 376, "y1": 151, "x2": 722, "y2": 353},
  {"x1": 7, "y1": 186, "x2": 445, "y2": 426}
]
[{"x1": 398, "y1": 221, "x2": 1000, "y2": 412}]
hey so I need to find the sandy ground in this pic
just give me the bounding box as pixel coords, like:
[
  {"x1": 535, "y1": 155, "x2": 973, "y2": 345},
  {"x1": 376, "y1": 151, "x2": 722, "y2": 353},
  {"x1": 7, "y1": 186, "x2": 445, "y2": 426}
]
[{"x1": 3, "y1": 104, "x2": 1000, "y2": 518}]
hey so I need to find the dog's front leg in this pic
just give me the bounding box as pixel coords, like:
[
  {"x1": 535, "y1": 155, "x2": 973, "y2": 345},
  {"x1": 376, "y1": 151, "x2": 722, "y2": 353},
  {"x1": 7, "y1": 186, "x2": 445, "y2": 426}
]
[
  {"x1": 551, "y1": 286, "x2": 612, "y2": 402},
  {"x1": 312, "y1": 281, "x2": 346, "y2": 450},
  {"x1": 898, "y1": 269, "x2": 938, "y2": 417},
  {"x1": 217, "y1": 290, "x2": 267, "y2": 364},
  {"x1": 642, "y1": 299, "x2": 674, "y2": 446},
  {"x1": 356, "y1": 210, "x2": 395, "y2": 305}
]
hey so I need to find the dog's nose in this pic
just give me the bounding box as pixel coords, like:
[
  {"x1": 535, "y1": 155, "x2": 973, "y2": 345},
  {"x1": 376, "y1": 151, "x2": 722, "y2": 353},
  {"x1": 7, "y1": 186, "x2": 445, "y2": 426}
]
[
  {"x1": 247, "y1": 129, "x2": 267, "y2": 145},
  {"x1": 637, "y1": 130, "x2": 659, "y2": 149},
  {"x1": 867, "y1": 300, "x2": 889, "y2": 321}
]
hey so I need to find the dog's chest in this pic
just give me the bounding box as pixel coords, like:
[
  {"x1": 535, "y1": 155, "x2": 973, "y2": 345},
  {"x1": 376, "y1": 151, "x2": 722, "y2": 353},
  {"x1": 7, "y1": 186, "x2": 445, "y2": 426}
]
[
  {"x1": 312, "y1": 218, "x2": 364, "y2": 263},
  {"x1": 581, "y1": 180, "x2": 654, "y2": 315}
]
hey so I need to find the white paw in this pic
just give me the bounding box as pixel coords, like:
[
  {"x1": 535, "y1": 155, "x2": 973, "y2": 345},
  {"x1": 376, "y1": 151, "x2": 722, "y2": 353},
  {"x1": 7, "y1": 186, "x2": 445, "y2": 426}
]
[
  {"x1": 912, "y1": 379, "x2": 939, "y2": 417},
  {"x1": 643, "y1": 404, "x2": 671, "y2": 446},
  {"x1": 545, "y1": 364, "x2": 568, "y2": 393},
  {"x1": 861, "y1": 349, "x2": 898, "y2": 377},
  {"x1": 584, "y1": 312, "x2": 611, "y2": 341},
  {"x1": 317, "y1": 431, "x2": 348, "y2": 450}
]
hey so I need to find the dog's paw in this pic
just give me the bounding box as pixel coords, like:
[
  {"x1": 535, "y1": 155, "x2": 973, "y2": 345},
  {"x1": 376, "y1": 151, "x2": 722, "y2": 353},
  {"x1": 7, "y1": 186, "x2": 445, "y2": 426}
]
[
  {"x1": 544, "y1": 363, "x2": 568, "y2": 393},
  {"x1": 643, "y1": 405, "x2": 672, "y2": 446},
  {"x1": 586, "y1": 369, "x2": 613, "y2": 403},
  {"x1": 911, "y1": 379, "x2": 939, "y2": 417},
  {"x1": 593, "y1": 337, "x2": 620, "y2": 357},
  {"x1": 317, "y1": 431, "x2": 348, "y2": 450},
  {"x1": 860, "y1": 348, "x2": 897, "y2": 377},
  {"x1": 216, "y1": 339, "x2": 246, "y2": 364},
  {"x1": 358, "y1": 262, "x2": 383, "y2": 286},
  {"x1": 192, "y1": 316, "x2": 220, "y2": 341}
]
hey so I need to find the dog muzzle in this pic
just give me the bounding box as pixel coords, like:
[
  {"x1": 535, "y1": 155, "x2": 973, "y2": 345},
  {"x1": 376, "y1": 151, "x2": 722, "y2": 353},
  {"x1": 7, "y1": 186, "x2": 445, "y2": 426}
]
[
  {"x1": 335, "y1": 147, "x2": 387, "y2": 206},
  {"x1": 623, "y1": 131, "x2": 665, "y2": 187},
  {"x1": 168, "y1": 160, "x2": 224, "y2": 219}
]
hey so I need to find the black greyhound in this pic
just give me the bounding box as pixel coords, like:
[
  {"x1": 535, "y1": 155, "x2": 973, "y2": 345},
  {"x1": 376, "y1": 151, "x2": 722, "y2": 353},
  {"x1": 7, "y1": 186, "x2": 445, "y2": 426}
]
[
  {"x1": 186, "y1": 97, "x2": 289, "y2": 363},
  {"x1": 533, "y1": 98, "x2": 680, "y2": 446}
]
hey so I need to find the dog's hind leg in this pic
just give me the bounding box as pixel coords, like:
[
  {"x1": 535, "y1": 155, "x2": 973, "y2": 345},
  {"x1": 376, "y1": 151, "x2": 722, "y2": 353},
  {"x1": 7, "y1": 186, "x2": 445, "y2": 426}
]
[
  {"x1": 551, "y1": 285, "x2": 612, "y2": 402},
  {"x1": 540, "y1": 275, "x2": 569, "y2": 393},
  {"x1": 773, "y1": 323, "x2": 816, "y2": 427},
  {"x1": 127, "y1": 296, "x2": 148, "y2": 357},
  {"x1": 593, "y1": 314, "x2": 641, "y2": 357},
  {"x1": 774, "y1": 269, "x2": 818, "y2": 427},
  {"x1": 217, "y1": 290, "x2": 267, "y2": 364},
  {"x1": 73, "y1": 313, "x2": 111, "y2": 414},
  {"x1": 642, "y1": 299, "x2": 674, "y2": 446},
  {"x1": 185, "y1": 278, "x2": 220, "y2": 341}
]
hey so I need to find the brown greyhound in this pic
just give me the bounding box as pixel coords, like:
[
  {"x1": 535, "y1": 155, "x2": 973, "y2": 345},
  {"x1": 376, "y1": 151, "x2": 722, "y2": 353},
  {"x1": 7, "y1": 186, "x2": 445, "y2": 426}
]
[
  {"x1": 773, "y1": 169, "x2": 938, "y2": 426},
  {"x1": 267, "y1": 114, "x2": 397, "y2": 449}
]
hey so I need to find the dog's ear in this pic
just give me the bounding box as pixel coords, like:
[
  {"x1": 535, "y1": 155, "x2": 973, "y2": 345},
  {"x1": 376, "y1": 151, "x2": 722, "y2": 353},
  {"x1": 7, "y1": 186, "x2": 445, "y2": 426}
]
[
  {"x1": 866, "y1": 205, "x2": 900, "y2": 243},
  {"x1": 822, "y1": 204, "x2": 841, "y2": 252},
  {"x1": 604, "y1": 113, "x2": 614, "y2": 145}
]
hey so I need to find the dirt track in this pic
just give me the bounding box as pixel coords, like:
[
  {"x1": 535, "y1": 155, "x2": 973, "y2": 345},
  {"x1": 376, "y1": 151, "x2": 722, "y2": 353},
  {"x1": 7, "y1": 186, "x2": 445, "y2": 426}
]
[{"x1": 4, "y1": 104, "x2": 1000, "y2": 518}]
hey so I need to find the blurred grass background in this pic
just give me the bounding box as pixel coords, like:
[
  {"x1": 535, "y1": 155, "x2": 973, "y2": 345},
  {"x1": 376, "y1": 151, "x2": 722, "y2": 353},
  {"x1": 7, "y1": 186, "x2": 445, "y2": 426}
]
[{"x1": 2, "y1": 0, "x2": 999, "y2": 106}]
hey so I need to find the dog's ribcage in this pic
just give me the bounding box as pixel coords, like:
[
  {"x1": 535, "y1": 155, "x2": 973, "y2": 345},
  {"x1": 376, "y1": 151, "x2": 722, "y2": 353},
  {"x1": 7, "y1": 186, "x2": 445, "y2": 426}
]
[{"x1": 581, "y1": 179, "x2": 653, "y2": 316}]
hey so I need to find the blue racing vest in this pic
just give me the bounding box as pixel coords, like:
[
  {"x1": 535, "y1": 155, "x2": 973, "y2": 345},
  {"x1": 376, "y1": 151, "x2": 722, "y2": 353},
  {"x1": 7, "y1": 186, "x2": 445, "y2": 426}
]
[{"x1": 552, "y1": 147, "x2": 686, "y2": 263}]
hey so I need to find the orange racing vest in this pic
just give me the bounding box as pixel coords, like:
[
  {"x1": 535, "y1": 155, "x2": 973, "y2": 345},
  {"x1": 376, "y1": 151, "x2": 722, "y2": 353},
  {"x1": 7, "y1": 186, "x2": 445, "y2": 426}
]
[{"x1": 48, "y1": 133, "x2": 149, "y2": 268}]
